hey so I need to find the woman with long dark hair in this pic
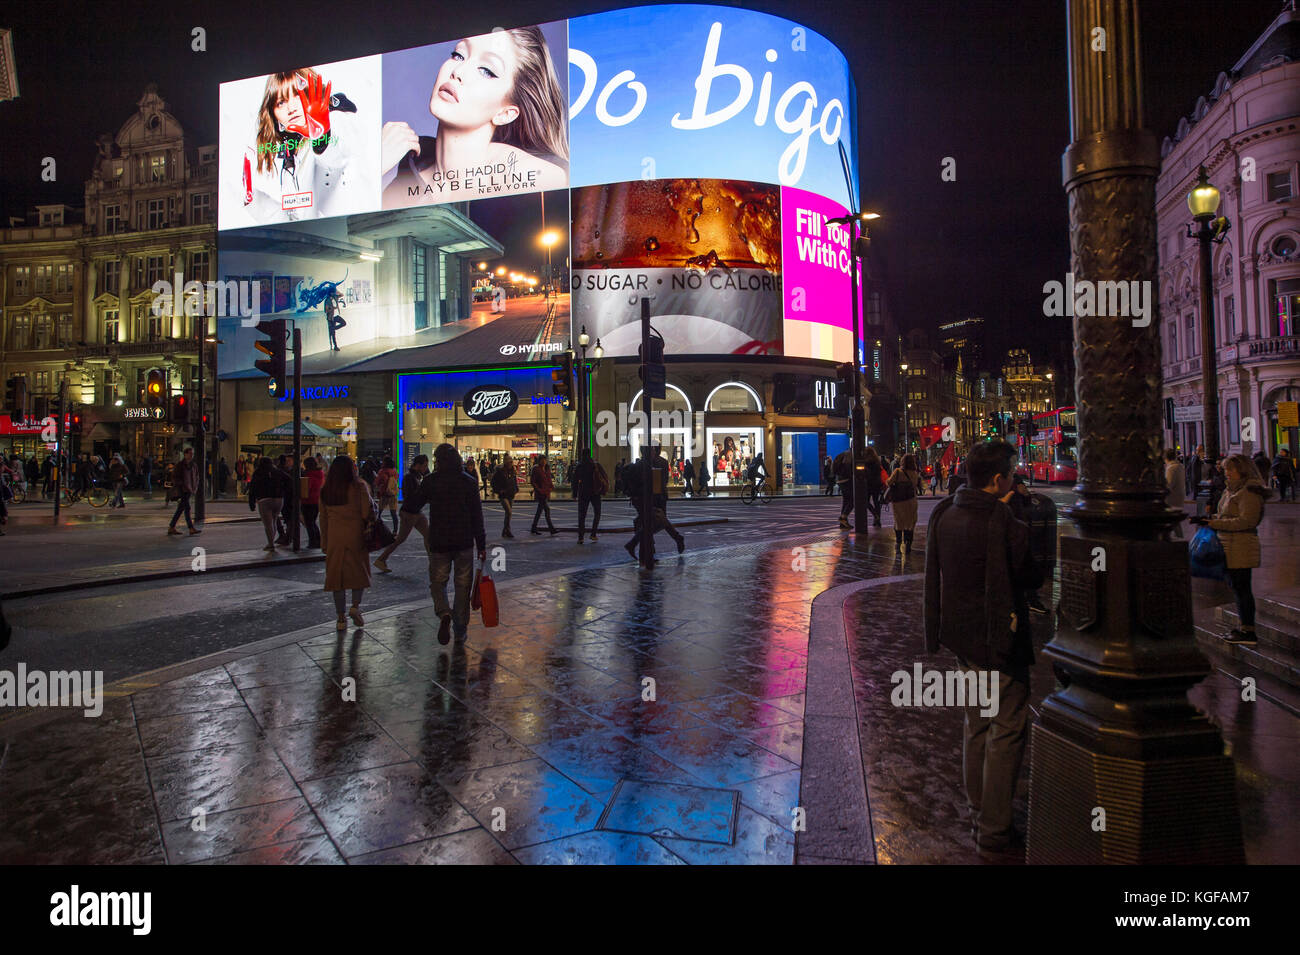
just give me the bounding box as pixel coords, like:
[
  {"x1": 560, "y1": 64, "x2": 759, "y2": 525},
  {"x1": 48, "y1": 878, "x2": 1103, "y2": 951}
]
[
  {"x1": 382, "y1": 26, "x2": 568, "y2": 206},
  {"x1": 319, "y1": 455, "x2": 374, "y2": 629},
  {"x1": 242, "y1": 67, "x2": 363, "y2": 223}
]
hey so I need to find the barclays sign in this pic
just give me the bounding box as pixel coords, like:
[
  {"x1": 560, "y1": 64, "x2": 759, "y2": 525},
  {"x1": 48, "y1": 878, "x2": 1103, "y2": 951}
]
[{"x1": 463, "y1": 385, "x2": 520, "y2": 422}]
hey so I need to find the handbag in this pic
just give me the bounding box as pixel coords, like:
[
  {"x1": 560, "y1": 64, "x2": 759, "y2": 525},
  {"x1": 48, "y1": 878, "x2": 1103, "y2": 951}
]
[
  {"x1": 478, "y1": 571, "x2": 499, "y2": 627},
  {"x1": 363, "y1": 502, "x2": 396, "y2": 552},
  {"x1": 1188, "y1": 525, "x2": 1227, "y2": 580}
]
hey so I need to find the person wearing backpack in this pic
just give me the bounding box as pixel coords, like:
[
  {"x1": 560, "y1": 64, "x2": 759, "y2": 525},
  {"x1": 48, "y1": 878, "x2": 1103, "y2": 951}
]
[
  {"x1": 374, "y1": 454, "x2": 430, "y2": 572},
  {"x1": 374, "y1": 457, "x2": 400, "y2": 533},
  {"x1": 885, "y1": 453, "x2": 920, "y2": 553},
  {"x1": 574, "y1": 447, "x2": 608, "y2": 544},
  {"x1": 490, "y1": 453, "x2": 518, "y2": 538},
  {"x1": 529, "y1": 455, "x2": 558, "y2": 535}
]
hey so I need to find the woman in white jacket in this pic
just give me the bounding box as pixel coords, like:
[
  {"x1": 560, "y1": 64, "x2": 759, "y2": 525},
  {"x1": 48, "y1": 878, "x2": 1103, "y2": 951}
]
[
  {"x1": 241, "y1": 68, "x2": 364, "y2": 224},
  {"x1": 1192, "y1": 453, "x2": 1269, "y2": 644}
]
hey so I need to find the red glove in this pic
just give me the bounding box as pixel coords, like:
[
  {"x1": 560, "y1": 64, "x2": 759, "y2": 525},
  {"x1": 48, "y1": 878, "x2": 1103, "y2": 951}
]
[{"x1": 288, "y1": 73, "x2": 332, "y2": 142}]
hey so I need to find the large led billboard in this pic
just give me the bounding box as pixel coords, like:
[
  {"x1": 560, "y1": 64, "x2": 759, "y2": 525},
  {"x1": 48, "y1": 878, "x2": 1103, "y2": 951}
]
[{"x1": 217, "y1": 4, "x2": 857, "y2": 379}]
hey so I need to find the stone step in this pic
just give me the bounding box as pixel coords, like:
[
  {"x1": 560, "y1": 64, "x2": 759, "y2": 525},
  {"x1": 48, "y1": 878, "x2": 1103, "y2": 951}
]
[
  {"x1": 1194, "y1": 625, "x2": 1300, "y2": 718},
  {"x1": 1212, "y1": 605, "x2": 1300, "y2": 655},
  {"x1": 1195, "y1": 623, "x2": 1300, "y2": 691},
  {"x1": 1256, "y1": 593, "x2": 1300, "y2": 628}
]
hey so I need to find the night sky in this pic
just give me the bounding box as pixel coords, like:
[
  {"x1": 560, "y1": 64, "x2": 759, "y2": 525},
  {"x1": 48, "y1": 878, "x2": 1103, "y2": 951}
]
[{"x1": 0, "y1": 0, "x2": 1284, "y2": 370}]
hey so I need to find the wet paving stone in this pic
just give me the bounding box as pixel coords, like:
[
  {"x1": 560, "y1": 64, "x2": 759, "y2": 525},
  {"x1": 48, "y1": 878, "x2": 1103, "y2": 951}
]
[
  {"x1": 534, "y1": 728, "x2": 698, "y2": 795},
  {"x1": 265, "y1": 711, "x2": 410, "y2": 782},
  {"x1": 655, "y1": 804, "x2": 794, "y2": 865},
  {"x1": 475, "y1": 693, "x2": 611, "y2": 747},
  {"x1": 733, "y1": 769, "x2": 802, "y2": 829},
  {"x1": 587, "y1": 698, "x2": 711, "y2": 738},
  {"x1": 239, "y1": 676, "x2": 350, "y2": 729},
  {"x1": 137, "y1": 703, "x2": 264, "y2": 758},
  {"x1": 0, "y1": 788, "x2": 164, "y2": 864},
  {"x1": 300, "y1": 762, "x2": 477, "y2": 858},
  {"x1": 194, "y1": 834, "x2": 344, "y2": 865},
  {"x1": 377, "y1": 710, "x2": 535, "y2": 777},
  {"x1": 437, "y1": 757, "x2": 607, "y2": 850},
  {"x1": 683, "y1": 691, "x2": 803, "y2": 733},
  {"x1": 131, "y1": 680, "x2": 244, "y2": 721},
  {"x1": 599, "y1": 779, "x2": 738, "y2": 844},
  {"x1": 159, "y1": 796, "x2": 327, "y2": 864},
  {"x1": 297, "y1": 633, "x2": 393, "y2": 663},
  {"x1": 147, "y1": 737, "x2": 300, "y2": 822},
  {"x1": 642, "y1": 725, "x2": 799, "y2": 789},
  {"x1": 351, "y1": 827, "x2": 517, "y2": 865},
  {"x1": 515, "y1": 830, "x2": 686, "y2": 865},
  {"x1": 737, "y1": 720, "x2": 804, "y2": 765}
]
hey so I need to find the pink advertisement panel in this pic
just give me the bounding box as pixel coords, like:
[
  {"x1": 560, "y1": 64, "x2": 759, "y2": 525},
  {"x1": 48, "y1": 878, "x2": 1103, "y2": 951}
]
[{"x1": 781, "y1": 186, "x2": 852, "y2": 363}]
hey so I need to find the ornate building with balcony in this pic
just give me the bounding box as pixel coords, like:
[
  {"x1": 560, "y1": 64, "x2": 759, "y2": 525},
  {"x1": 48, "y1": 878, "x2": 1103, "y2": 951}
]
[
  {"x1": 1157, "y1": 3, "x2": 1299, "y2": 458},
  {"x1": 1002, "y1": 348, "x2": 1055, "y2": 416},
  {"x1": 0, "y1": 85, "x2": 217, "y2": 460}
]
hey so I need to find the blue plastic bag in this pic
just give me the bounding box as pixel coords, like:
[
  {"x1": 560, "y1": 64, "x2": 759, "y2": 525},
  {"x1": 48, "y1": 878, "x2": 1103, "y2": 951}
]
[{"x1": 1188, "y1": 526, "x2": 1227, "y2": 580}]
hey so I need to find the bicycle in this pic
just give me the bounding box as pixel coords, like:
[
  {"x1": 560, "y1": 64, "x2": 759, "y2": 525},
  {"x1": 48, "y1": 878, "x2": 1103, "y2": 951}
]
[
  {"x1": 1, "y1": 475, "x2": 25, "y2": 504},
  {"x1": 740, "y1": 479, "x2": 772, "y2": 504},
  {"x1": 61, "y1": 479, "x2": 109, "y2": 508}
]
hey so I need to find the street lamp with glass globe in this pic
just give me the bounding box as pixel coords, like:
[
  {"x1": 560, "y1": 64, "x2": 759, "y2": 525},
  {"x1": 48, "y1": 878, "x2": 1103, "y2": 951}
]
[{"x1": 1186, "y1": 165, "x2": 1231, "y2": 464}]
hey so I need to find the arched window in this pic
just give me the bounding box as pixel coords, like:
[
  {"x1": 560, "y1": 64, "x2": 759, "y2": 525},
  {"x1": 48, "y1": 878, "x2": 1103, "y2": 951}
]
[{"x1": 704, "y1": 382, "x2": 762, "y2": 412}]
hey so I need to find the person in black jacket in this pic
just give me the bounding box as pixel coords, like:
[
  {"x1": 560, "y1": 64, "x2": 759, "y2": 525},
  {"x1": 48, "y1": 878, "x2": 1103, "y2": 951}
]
[
  {"x1": 574, "y1": 447, "x2": 608, "y2": 544},
  {"x1": 924, "y1": 439, "x2": 1042, "y2": 860},
  {"x1": 248, "y1": 456, "x2": 286, "y2": 550},
  {"x1": 490, "y1": 453, "x2": 518, "y2": 538},
  {"x1": 1190, "y1": 445, "x2": 1206, "y2": 500},
  {"x1": 423, "y1": 443, "x2": 486, "y2": 645},
  {"x1": 374, "y1": 455, "x2": 430, "y2": 572}
]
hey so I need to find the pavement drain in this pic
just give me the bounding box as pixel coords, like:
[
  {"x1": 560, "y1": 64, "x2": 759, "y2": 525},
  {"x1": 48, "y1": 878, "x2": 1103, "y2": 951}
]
[{"x1": 597, "y1": 778, "x2": 740, "y2": 845}]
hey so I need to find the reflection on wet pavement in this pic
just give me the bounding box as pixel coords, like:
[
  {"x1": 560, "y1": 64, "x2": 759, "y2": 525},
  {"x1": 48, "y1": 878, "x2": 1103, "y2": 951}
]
[{"x1": 0, "y1": 528, "x2": 898, "y2": 864}]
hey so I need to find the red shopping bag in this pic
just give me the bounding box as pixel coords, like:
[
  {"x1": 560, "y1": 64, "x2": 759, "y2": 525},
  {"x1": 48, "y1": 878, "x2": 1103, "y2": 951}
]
[
  {"x1": 470, "y1": 568, "x2": 482, "y2": 611},
  {"x1": 478, "y1": 573, "x2": 499, "y2": 627}
]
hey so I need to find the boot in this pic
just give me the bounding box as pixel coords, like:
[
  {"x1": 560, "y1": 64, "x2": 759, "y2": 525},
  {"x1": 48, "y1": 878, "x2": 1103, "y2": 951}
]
[
  {"x1": 904, "y1": 530, "x2": 914, "y2": 554},
  {"x1": 895, "y1": 529, "x2": 903, "y2": 551}
]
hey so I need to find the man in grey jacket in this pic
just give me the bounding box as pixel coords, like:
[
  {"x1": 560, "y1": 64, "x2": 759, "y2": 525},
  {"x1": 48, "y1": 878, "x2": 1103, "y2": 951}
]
[{"x1": 924, "y1": 439, "x2": 1040, "y2": 860}]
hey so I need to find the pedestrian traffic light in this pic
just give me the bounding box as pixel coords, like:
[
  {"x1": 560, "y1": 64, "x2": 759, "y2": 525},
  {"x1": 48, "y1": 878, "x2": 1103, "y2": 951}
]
[
  {"x1": 171, "y1": 393, "x2": 189, "y2": 425},
  {"x1": 69, "y1": 406, "x2": 82, "y2": 434},
  {"x1": 146, "y1": 369, "x2": 165, "y2": 408},
  {"x1": 4, "y1": 377, "x2": 25, "y2": 425},
  {"x1": 254, "y1": 319, "x2": 288, "y2": 398},
  {"x1": 551, "y1": 352, "x2": 574, "y2": 406}
]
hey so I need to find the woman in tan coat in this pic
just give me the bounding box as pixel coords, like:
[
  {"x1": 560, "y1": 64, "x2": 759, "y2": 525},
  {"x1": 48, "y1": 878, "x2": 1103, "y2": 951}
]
[
  {"x1": 320, "y1": 455, "x2": 374, "y2": 630},
  {"x1": 886, "y1": 453, "x2": 921, "y2": 554},
  {"x1": 1194, "y1": 453, "x2": 1269, "y2": 645}
]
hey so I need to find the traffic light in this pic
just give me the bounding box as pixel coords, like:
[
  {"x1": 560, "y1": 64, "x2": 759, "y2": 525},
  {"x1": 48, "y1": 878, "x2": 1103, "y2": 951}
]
[
  {"x1": 551, "y1": 352, "x2": 574, "y2": 406},
  {"x1": 146, "y1": 369, "x2": 166, "y2": 409},
  {"x1": 171, "y1": 392, "x2": 189, "y2": 425},
  {"x1": 835, "y1": 361, "x2": 853, "y2": 390},
  {"x1": 5, "y1": 377, "x2": 26, "y2": 425},
  {"x1": 69, "y1": 405, "x2": 82, "y2": 435},
  {"x1": 254, "y1": 319, "x2": 287, "y2": 398},
  {"x1": 48, "y1": 391, "x2": 62, "y2": 418}
]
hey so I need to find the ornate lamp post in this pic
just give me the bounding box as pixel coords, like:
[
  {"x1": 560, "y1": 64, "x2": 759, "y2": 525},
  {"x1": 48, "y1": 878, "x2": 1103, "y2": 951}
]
[
  {"x1": 1027, "y1": 0, "x2": 1243, "y2": 864},
  {"x1": 1187, "y1": 166, "x2": 1231, "y2": 463}
]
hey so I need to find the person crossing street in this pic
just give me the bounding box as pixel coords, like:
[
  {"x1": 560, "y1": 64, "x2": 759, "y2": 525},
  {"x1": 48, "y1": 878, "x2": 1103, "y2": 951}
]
[
  {"x1": 166, "y1": 447, "x2": 201, "y2": 536},
  {"x1": 374, "y1": 455, "x2": 430, "y2": 572}
]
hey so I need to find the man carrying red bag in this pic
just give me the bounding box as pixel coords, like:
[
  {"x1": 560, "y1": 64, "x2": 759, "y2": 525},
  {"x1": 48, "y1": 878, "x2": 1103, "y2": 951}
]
[{"x1": 417, "y1": 443, "x2": 487, "y2": 645}]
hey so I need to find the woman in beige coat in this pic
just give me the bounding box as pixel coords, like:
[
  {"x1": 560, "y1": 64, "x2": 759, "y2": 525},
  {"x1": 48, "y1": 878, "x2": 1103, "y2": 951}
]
[
  {"x1": 320, "y1": 455, "x2": 374, "y2": 630},
  {"x1": 887, "y1": 453, "x2": 921, "y2": 554},
  {"x1": 1194, "y1": 453, "x2": 1269, "y2": 645}
]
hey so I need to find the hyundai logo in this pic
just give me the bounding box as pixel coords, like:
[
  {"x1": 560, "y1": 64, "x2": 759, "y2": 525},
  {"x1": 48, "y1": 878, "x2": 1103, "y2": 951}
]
[{"x1": 499, "y1": 344, "x2": 517, "y2": 355}]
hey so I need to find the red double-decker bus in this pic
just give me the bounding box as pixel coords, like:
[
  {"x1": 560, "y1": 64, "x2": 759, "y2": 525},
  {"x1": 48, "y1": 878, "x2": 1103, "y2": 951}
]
[{"x1": 1018, "y1": 407, "x2": 1078, "y2": 484}]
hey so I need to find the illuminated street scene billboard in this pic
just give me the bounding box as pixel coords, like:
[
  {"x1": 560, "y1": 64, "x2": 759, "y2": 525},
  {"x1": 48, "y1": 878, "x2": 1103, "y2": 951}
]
[{"x1": 217, "y1": 5, "x2": 856, "y2": 377}]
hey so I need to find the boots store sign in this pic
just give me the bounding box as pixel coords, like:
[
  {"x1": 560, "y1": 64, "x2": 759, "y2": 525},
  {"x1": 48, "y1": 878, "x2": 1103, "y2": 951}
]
[{"x1": 463, "y1": 386, "x2": 519, "y2": 422}]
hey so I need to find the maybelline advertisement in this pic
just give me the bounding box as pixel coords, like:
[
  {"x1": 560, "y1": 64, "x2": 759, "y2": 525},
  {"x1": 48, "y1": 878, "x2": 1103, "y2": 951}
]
[{"x1": 380, "y1": 21, "x2": 569, "y2": 209}]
